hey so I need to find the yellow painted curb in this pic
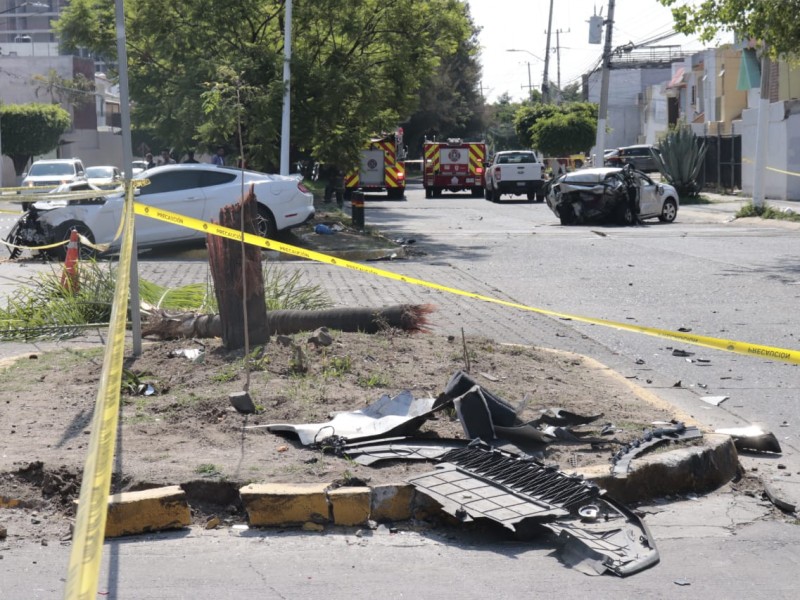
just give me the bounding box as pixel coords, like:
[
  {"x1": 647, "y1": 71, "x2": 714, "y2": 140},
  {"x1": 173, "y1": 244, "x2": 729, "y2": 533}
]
[
  {"x1": 101, "y1": 485, "x2": 190, "y2": 538},
  {"x1": 328, "y1": 486, "x2": 371, "y2": 526},
  {"x1": 240, "y1": 482, "x2": 330, "y2": 527}
]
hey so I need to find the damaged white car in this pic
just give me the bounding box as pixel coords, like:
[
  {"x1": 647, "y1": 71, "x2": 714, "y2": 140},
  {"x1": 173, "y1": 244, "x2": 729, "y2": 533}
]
[
  {"x1": 5, "y1": 164, "x2": 315, "y2": 260},
  {"x1": 545, "y1": 166, "x2": 679, "y2": 226}
]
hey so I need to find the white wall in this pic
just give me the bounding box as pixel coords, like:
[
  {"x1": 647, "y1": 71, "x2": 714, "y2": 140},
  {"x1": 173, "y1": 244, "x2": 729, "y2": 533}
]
[{"x1": 741, "y1": 99, "x2": 800, "y2": 200}]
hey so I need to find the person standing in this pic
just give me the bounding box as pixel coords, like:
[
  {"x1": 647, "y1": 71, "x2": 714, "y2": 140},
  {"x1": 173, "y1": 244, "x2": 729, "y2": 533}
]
[
  {"x1": 145, "y1": 153, "x2": 156, "y2": 170},
  {"x1": 183, "y1": 151, "x2": 199, "y2": 164},
  {"x1": 211, "y1": 147, "x2": 225, "y2": 166},
  {"x1": 159, "y1": 149, "x2": 176, "y2": 166}
]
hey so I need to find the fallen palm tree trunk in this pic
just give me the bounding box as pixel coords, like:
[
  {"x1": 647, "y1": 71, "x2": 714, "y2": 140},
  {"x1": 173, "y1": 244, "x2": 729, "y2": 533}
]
[{"x1": 141, "y1": 304, "x2": 435, "y2": 340}]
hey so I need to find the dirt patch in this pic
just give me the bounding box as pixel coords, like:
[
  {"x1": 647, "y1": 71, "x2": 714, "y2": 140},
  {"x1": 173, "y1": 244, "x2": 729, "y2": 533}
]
[{"x1": 1, "y1": 329, "x2": 692, "y2": 543}]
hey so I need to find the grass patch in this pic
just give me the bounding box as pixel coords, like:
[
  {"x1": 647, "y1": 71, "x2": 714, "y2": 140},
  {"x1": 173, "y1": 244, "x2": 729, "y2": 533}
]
[
  {"x1": 323, "y1": 355, "x2": 352, "y2": 377},
  {"x1": 0, "y1": 261, "x2": 331, "y2": 341},
  {"x1": 357, "y1": 372, "x2": 390, "y2": 388},
  {"x1": 736, "y1": 202, "x2": 800, "y2": 222},
  {"x1": 195, "y1": 463, "x2": 222, "y2": 477}
]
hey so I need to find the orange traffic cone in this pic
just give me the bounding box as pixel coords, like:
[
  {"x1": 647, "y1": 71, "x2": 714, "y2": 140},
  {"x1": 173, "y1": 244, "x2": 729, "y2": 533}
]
[{"x1": 60, "y1": 228, "x2": 80, "y2": 294}]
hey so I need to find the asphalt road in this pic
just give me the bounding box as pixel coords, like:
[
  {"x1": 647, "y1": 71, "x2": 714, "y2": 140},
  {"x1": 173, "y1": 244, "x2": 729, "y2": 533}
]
[{"x1": 1, "y1": 185, "x2": 799, "y2": 598}]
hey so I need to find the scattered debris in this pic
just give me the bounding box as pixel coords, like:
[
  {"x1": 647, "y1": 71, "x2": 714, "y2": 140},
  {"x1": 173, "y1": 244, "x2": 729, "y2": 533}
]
[
  {"x1": 256, "y1": 370, "x2": 717, "y2": 577},
  {"x1": 671, "y1": 349, "x2": 695, "y2": 357},
  {"x1": 260, "y1": 390, "x2": 447, "y2": 445},
  {"x1": 168, "y1": 348, "x2": 205, "y2": 362},
  {"x1": 715, "y1": 425, "x2": 782, "y2": 454},
  {"x1": 611, "y1": 422, "x2": 703, "y2": 476},
  {"x1": 700, "y1": 396, "x2": 729, "y2": 406}
]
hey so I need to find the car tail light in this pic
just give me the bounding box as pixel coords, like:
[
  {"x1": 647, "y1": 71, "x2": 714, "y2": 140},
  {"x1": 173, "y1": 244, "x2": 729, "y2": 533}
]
[
  {"x1": 494, "y1": 166, "x2": 502, "y2": 181},
  {"x1": 297, "y1": 182, "x2": 309, "y2": 193},
  {"x1": 397, "y1": 170, "x2": 405, "y2": 180},
  {"x1": 475, "y1": 166, "x2": 484, "y2": 175}
]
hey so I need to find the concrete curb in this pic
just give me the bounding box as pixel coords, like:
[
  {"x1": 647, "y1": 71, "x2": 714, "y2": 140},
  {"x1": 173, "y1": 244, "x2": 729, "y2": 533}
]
[{"x1": 99, "y1": 435, "x2": 740, "y2": 538}]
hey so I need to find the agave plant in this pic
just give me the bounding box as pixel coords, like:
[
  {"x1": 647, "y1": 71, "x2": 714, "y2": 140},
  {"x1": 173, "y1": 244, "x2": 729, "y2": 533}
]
[{"x1": 653, "y1": 123, "x2": 708, "y2": 197}]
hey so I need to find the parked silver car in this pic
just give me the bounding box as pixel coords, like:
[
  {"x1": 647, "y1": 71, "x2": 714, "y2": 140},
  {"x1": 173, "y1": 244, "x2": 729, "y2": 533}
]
[
  {"x1": 545, "y1": 166, "x2": 679, "y2": 225},
  {"x1": 85, "y1": 166, "x2": 123, "y2": 190},
  {"x1": 6, "y1": 164, "x2": 315, "y2": 258}
]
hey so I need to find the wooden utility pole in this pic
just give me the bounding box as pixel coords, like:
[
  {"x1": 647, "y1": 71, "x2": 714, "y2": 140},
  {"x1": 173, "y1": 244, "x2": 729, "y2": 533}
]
[{"x1": 542, "y1": 0, "x2": 554, "y2": 103}]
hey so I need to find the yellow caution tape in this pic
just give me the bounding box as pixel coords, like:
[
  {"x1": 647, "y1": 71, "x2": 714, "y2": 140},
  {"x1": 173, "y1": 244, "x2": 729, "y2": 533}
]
[
  {"x1": 134, "y1": 203, "x2": 800, "y2": 365},
  {"x1": 741, "y1": 156, "x2": 800, "y2": 178},
  {"x1": 64, "y1": 182, "x2": 136, "y2": 600}
]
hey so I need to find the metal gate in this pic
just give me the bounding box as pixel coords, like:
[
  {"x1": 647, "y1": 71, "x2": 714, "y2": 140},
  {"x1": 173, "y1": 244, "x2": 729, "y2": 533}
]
[{"x1": 698, "y1": 133, "x2": 741, "y2": 191}]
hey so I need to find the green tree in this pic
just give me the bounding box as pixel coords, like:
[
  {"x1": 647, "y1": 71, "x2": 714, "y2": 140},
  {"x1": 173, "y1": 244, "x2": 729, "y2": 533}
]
[
  {"x1": 483, "y1": 93, "x2": 522, "y2": 152},
  {"x1": 514, "y1": 101, "x2": 596, "y2": 148},
  {"x1": 529, "y1": 111, "x2": 596, "y2": 157},
  {"x1": 660, "y1": 0, "x2": 800, "y2": 58},
  {"x1": 0, "y1": 103, "x2": 72, "y2": 176},
  {"x1": 401, "y1": 10, "x2": 485, "y2": 158},
  {"x1": 55, "y1": 0, "x2": 474, "y2": 173}
]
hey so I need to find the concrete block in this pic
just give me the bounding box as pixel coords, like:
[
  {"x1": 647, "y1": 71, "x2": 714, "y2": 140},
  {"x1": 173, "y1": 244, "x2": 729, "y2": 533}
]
[
  {"x1": 590, "y1": 434, "x2": 740, "y2": 503},
  {"x1": 103, "y1": 485, "x2": 191, "y2": 538},
  {"x1": 371, "y1": 483, "x2": 415, "y2": 522},
  {"x1": 240, "y1": 482, "x2": 330, "y2": 527},
  {"x1": 328, "y1": 486, "x2": 371, "y2": 525}
]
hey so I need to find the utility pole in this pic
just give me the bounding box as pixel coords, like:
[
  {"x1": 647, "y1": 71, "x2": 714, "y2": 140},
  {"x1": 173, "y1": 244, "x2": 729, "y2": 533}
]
[
  {"x1": 279, "y1": 0, "x2": 292, "y2": 175},
  {"x1": 524, "y1": 62, "x2": 533, "y2": 100},
  {"x1": 542, "y1": 0, "x2": 554, "y2": 103},
  {"x1": 594, "y1": 0, "x2": 615, "y2": 166},
  {"x1": 554, "y1": 28, "x2": 569, "y2": 102}
]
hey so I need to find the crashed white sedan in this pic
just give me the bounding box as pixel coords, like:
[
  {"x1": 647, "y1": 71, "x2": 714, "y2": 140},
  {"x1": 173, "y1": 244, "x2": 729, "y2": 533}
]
[
  {"x1": 545, "y1": 166, "x2": 679, "y2": 225},
  {"x1": 5, "y1": 164, "x2": 315, "y2": 259}
]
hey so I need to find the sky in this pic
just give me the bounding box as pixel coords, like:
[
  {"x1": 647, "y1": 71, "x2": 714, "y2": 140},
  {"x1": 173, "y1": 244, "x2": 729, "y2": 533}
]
[{"x1": 468, "y1": 0, "x2": 733, "y2": 103}]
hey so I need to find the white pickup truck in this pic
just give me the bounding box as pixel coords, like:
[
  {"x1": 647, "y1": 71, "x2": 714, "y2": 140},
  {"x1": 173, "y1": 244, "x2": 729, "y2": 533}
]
[{"x1": 484, "y1": 150, "x2": 546, "y2": 202}]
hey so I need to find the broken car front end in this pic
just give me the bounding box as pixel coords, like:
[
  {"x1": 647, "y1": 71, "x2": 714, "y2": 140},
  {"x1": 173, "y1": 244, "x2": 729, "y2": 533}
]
[{"x1": 548, "y1": 169, "x2": 639, "y2": 226}]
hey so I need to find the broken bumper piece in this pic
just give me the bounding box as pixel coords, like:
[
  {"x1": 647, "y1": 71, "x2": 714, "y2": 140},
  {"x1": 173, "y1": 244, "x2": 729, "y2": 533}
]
[{"x1": 408, "y1": 442, "x2": 659, "y2": 577}]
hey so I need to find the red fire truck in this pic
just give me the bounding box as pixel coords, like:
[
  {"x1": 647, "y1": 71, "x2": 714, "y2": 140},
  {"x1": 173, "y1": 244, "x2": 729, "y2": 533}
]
[
  {"x1": 344, "y1": 129, "x2": 407, "y2": 200},
  {"x1": 423, "y1": 139, "x2": 486, "y2": 198}
]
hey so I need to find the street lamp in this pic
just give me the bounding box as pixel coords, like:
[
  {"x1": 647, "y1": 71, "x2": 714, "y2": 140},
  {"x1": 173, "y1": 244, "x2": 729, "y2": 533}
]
[{"x1": 506, "y1": 49, "x2": 544, "y2": 101}]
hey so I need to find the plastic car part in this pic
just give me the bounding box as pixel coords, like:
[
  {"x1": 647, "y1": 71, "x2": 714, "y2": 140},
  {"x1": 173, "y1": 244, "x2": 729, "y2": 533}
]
[
  {"x1": 264, "y1": 390, "x2": 447, "y2": 445},
  {"x1": 715, "y1": 425, "x2": 782, "y2": 454},
  {"x1": 408, "y1": 443, "x2": 597, "y2": 528},
  {"x1": 340, "y1": 437, "x2": 471, "y2": 466},
  {"x1": 408, "y1": 442, "x2": 659, "y2": 577},
  {"x1": 610, "y1": 422, "x2": 703, "y2": 476}
]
